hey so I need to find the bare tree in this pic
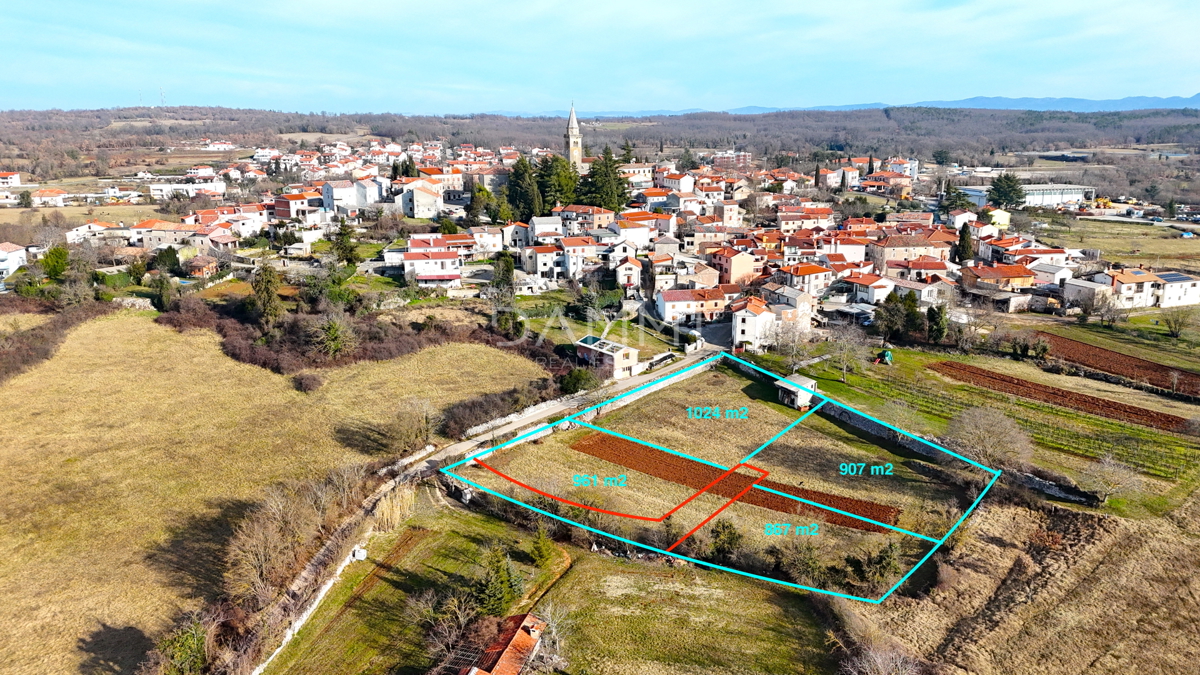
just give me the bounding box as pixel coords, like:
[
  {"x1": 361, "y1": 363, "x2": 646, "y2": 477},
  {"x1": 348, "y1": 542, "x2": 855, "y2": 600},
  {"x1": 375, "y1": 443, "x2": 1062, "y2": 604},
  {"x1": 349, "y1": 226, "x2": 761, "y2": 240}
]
[
  {"x1": 1094, "y1": 294, "x2": 1129, "y2": 328},
  {"x1": 1081, "y1": 454, "x2": 1142, "y2": 502},
  {"x1": 769, "y1": 320, "x2": 812, "y2": 372},
  {"x1": 946, "y1": 407, "x2": 1032, "y2": 469},
  {"x1": 828, "y1": 323, "x2": 870, "y2": 382},
  {"x1": 526, "y1": 602, "x2": 572, "y2": 673},
  {"x1": 1160, "y1": 306, "x2": 1196, "y2": 338},
  {"x1": 840, "y1": 646, "x2": 922, "y2": 675}
]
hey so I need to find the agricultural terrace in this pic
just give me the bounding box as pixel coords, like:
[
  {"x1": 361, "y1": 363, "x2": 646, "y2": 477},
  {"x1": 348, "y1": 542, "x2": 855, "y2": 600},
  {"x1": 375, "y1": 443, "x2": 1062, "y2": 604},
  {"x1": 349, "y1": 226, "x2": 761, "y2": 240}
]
[
  {"x1": 0, "y1": 311, "x2": 550, "y2": 675},
  {"x1": 266, "y1": 487, "x2": 837, "y2": 675},
  {"x1": 747, "y1": 346, "x2": 1200, "y2": 518}
]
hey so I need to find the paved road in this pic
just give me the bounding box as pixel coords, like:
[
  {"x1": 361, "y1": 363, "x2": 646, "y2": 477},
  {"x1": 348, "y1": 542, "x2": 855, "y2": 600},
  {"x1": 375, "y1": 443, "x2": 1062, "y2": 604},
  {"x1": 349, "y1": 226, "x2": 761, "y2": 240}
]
[{"x1": 393, "y1": 345, "x2": 723, "y2": 476}]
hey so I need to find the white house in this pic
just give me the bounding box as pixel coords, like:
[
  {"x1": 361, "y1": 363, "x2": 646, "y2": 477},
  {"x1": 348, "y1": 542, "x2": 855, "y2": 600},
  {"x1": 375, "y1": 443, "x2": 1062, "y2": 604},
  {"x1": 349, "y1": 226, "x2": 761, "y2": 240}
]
[
  {"x1": 1030, "y1": 263, "x2": 1072, "y2": 286},
  {"x1": 322, "y1": 180, "x2": 357, "y2": 211},
  {"x1": 468, "y1": 227, "x2": 503, "y2": 257},
  {"x1": 947, "y1": 209, "x2": 977, "y2": 230},
  {"x1": 390, "y1": 251, "x2": 461, "y2": 287},
  {"x1": 0, "y1": 172, "x2": 20, "y2": 188},
  {"x1": 776, "y1": 263, "x2": 833, "y2": 297},
  {"x1": 615, "y1": 256, "x2": 642, "y2": 289},
  {"x1": 1094, "y1": 268, "x2": 1159, "y2": 308},
  {"x1": 1155, "y1": 271, "x2": 1200, "y2": 308},
  {"x1": 0, "y1": 242, "x2": 28, "y2": 278},
  {"x1": 402, "y1": 187, "x2": 443, "y2": 219}
]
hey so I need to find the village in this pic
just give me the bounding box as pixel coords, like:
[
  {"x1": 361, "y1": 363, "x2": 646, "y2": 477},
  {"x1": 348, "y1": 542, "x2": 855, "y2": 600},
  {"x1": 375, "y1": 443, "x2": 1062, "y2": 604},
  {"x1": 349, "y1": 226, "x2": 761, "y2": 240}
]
[{"x1": 2, "y1": 106, "x2": 1198, "y2": 371}]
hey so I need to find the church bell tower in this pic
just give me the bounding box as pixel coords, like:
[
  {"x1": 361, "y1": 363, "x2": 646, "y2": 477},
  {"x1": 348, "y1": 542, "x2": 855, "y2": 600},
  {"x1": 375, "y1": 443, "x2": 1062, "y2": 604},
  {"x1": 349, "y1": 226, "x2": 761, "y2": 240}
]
[{"x1": 565, "y1": 104, "x2": 584, "y2": 173}]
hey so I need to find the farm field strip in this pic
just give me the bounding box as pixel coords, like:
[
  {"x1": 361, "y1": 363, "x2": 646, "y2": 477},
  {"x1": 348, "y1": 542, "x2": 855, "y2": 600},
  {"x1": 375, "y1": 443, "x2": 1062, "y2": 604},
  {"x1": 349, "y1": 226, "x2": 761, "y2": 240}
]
[
  {"x1": 1039, "y1": 331, "x2": 1200, "y2": 395},
  {"x1": 569, "y1": 431, "x2": 907, "y2": 535},
  {"x1": 929, "y1": 361, "x2": 1189, "y2": 432},
  {"x1": 474, "y1": 456, "x2": 766, "y2": 529}
]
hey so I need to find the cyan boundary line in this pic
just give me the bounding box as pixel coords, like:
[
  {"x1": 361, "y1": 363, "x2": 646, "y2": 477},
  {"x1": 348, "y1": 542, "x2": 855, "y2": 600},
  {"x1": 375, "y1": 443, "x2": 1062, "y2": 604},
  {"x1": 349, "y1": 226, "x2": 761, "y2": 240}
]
[
  {"x1": 751, "y1": 485, "x2": 939, "y2": 543},
  {"x1": 442, "y1": 420, "x2": 562, "y2": 471},
  {"x1": 443, "y1": 468, "x2": 882, "y2": 603},
  {"x1": 572, "y1": 420, "x2": 730, "y2": 470},
  {"x1": 720, "y1": 351, "x2": 999, "y2": 476},
  {"x1": 738, "y1": 400, "x2": 828, "y2": 463},
  {"x1": 501, "y1": 420, "x2": 934, "y2": 542},
  {"x1": 820, "y1": 398, "x2": 1000, "y2": 475},
  {"x1": 562, "y1": 353, "x2": 726, "y2": 422},
  {"x1": 875, "y1": 470, "x2": 1001, "y2": 602}
]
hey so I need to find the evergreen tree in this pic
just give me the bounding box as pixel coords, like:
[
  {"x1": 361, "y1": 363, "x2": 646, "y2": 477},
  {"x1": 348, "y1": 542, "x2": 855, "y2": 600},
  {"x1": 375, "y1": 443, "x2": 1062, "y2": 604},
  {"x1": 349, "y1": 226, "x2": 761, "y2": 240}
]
[
  {"x1": 476, "y1": 547, "x2": 516, "y2": 615},
  {"x1": 620, "y1": 140, "x2": 635, "y2": 163},
  {"x1": 955, "y1": 221, "x2": 975, "y2": 263},
  {"x1": 506, "y1": 156, "x2": 543, "y2": 221},
  {"x1": 390, "y1": 161, "x2": 401, "y2": 180},
  {"x1": 536, "y1": 155, "x2": 579, "y2": 210},
  {"x1": 902, "y1": 292, "x2": 925, "y2": 337},
  {"x1": 531, "y1": 525, "x2": 555, "y2": 569},
  {"x1": 17, "y1": 191, "x2": 32, "y2": 208},
  {"x1": 578, "y1": 146, "x2": 628, "y2": 213},
  {"x1": 866, "y1": 156, "x2": 875, "y2": 175},
  {"x1": 505, "y1": 556, "x2": 525, "y2": 600},
  {"x1": 332, "y1": 220, "x2": 362, "y2": 265},
  {"x1": 42, "y1": 245, "x2": 70, "y2": 280},
  {"x1": 875, "y1": 291, "x2": 907, "y2": 341},
  {"x1": 438, "y1": 219, "x2": 459, "y2": 235},
  {"x1": 151, "y1": 246, "x2": 181, "y2": 276},
  {"x1": 940, "y1": 183, "x2": 975, "y2": 214},
  {"x1": 251, "y1": 264, "x2": 284, "y2": 327},
  {"x1": 987, "y1": 173, "x2": 1026, "y2": 209},
  {"x1": 839, "y1": 170, "x2": 848, "y2": 192},
  {"x1": 813, "y1": 163, "x2": 822, "y2": 190},
  {"x1": 149, "y1": 276, "x2": 174, "y2": 311},
  {"x1": 932, "y1": 149, "x2": 952, "y2": 166},
  {"x1": 927, "y1": 304, "x2": 949, "y2": 344},
  {"x1": 677, "y1": 147, "x2": 698, "y2": 171}
]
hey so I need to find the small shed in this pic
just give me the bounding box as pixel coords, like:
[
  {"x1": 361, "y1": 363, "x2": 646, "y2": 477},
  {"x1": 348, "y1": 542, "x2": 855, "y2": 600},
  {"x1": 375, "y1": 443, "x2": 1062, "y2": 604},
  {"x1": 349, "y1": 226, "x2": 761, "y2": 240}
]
[{"x1": 775, "y1": 374, "x2": 819, "y2": 410}]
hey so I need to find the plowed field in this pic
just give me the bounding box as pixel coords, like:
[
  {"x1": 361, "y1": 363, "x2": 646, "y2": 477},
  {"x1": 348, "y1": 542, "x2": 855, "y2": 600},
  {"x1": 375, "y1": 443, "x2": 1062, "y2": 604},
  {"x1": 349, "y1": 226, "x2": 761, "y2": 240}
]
[
  {"x1": 929, "y1": 361, "x2": 1189, "y2": 433},
  {"x1": 571, "y1": 432, "x2": 900, "y2": 532},
  {"x1": 1039, "y1": 331, "x2": 1200, "y2": 395}
]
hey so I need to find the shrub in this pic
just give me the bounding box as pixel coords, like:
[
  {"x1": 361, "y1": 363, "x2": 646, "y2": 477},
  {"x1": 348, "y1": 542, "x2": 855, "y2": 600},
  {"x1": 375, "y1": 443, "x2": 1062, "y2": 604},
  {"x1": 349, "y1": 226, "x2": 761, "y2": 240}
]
[
  {"x1": 293, "y1": 372, "x2": 324, "y2": 392},
  {"x1": 441, "y1": 379, "x2": 560, "y2": 438},
  {"x1": 559, "y1": 368, "x2": 598, "y2": 394}
]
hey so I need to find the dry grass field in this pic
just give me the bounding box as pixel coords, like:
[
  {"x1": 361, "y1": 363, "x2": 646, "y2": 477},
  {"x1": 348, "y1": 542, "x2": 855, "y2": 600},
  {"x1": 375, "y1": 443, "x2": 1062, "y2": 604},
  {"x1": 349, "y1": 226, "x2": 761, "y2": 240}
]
[
  {"x1": 0, "y1": 312, "x2": 52, "y2": 332},
  {"x1": 592, "y1": 368, "x2": 801, "y2": 467},
  {"x1": 0, "y1": 312, "x2": 548, "y2": 675}
]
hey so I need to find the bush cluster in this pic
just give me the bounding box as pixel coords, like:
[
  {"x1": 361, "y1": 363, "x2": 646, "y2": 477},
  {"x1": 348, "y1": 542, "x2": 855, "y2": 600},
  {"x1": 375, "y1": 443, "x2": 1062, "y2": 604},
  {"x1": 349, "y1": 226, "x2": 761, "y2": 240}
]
[
  {"x1": 440, "y1": 379, "x2": 561, "y2": 439},
  {"x1": 0, "y1": 298, "x2": 114, "y2": 386}
]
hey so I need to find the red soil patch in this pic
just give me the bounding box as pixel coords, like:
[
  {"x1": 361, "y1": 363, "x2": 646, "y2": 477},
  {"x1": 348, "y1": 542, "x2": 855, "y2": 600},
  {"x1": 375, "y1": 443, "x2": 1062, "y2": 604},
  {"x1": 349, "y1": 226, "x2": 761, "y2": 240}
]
[
  {"x1": 570, "y1": 432, "x2": 901, "y2": 533},
  {"x1": 1039, "y1": 331, "x2": 1200, "y2": 396},
  {"x1": 929, "y1": 361, "x2": 1189, "y2": 433}
]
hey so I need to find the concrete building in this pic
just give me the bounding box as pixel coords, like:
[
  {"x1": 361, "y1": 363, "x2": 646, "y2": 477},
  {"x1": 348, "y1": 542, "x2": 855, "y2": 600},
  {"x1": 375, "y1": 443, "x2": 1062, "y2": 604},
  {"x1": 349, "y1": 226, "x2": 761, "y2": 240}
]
[
  {"x1": 575, "y1": 335, "x2": 639, "y2": 380},
  {"x1": 961, "y1": 184, "x2": 1095, "y2": 209}
]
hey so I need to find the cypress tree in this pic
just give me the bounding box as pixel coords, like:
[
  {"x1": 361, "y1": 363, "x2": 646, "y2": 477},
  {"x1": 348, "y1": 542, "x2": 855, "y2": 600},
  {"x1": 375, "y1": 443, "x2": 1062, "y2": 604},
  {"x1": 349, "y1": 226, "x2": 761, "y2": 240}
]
[{"x1": 956, "y1": 222, "x2": 974, "y2": 263}]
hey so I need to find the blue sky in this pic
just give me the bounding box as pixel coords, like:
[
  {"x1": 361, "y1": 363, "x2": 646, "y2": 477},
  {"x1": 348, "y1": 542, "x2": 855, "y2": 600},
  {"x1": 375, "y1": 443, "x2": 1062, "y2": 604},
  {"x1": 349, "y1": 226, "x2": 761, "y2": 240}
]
[{"x1": 2, "y1": 0, "x2": 1197, "y2": 114}]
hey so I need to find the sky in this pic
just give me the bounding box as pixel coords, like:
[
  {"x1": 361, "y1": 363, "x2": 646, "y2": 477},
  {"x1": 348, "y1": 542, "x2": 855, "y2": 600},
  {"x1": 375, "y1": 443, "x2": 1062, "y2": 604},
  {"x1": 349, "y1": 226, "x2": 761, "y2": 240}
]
[{"x1": 2, "y1": 0, "x2": 1198, "y2": 115}]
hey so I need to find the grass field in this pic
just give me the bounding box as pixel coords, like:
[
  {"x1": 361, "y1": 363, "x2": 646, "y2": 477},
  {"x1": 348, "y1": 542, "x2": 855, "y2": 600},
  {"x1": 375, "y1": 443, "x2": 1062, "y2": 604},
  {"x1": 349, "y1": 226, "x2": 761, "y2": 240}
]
[
  {"x1": 534, "y1": 553, "x2": 838, "y2": 675},
  {"x1": 264, "y1": 487, "x2": 570, "y2": 675},
  {"x1": 0, "y1": 204, "x2": 166, "y2": 225},
  {"x1": 523, "y1": 314, "x2": 678, "y2": 361},
  {"x1": 1037, "y1": 218, "x2": 1200, "y2": 269},
  {"x1": 0, "y1": 312, "x2": 549, "y2": 675},
  {"x1": 0, "y1": 312, "x2": 52, "y2": 332},
  {"x1": 592, "y1": 366, "x2": 801, "y2": 467},
  {"x1": 267, "y1": 488, "x2": 839, "y2": 675}
]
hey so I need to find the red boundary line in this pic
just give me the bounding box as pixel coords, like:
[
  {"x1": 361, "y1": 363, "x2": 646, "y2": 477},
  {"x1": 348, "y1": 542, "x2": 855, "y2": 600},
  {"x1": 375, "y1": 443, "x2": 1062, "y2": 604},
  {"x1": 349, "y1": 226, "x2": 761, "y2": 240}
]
[
  {"x1": 666, "y1": 467, "x2": 768, "y2": 551},
  {"x1": 474, "y1": 459, "x2": 769, "y2": 526}
]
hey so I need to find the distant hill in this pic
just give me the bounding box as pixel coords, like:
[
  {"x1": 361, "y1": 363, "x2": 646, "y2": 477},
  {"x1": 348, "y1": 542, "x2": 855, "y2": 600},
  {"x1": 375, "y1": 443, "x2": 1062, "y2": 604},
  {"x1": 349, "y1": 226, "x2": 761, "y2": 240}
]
[{"x1": 501, "y1": 94, "x2": 1200, "y2": 117}]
